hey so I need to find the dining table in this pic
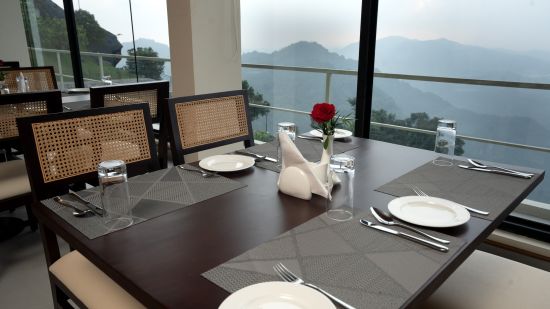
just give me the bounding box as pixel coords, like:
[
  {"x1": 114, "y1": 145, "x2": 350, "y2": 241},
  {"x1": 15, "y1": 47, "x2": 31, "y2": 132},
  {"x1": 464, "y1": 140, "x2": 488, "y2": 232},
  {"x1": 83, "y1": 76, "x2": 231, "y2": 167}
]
[{"x1": 33, "y1": 138, "x2": 544, "y2": 308}]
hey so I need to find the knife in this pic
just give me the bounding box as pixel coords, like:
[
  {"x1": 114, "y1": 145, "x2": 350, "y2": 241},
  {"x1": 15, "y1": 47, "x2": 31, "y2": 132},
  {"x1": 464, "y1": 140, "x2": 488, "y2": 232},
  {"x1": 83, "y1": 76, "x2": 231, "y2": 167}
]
[
  {"x1": 360, "y1": 219, "x2": 449, "y2": 252},
  {"x1": 69, "y1": 192, "x2": 104, "y2": 216},
  {"x1": 457, "y1": 165, "x2": 532, "y2": 179},
  {"x1": 297, "y1": 135, "x2": 321, "y2": 140},
  {"x1": 235, "y1": 150, "x2": 278, "y2": 163}
]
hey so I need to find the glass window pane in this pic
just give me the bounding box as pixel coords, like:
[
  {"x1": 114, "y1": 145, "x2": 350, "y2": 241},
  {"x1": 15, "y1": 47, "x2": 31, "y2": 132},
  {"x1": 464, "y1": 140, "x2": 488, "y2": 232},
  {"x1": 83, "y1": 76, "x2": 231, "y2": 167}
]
[
  {"x1": 241, "y1": 0, "x2": 362, "y2": 141},
  {"x1": 372, "y1": 1, "x2": 550, "y2": 205},
  {"x1": 20, "y1": 0, "x2": 75, "y2": 89}
]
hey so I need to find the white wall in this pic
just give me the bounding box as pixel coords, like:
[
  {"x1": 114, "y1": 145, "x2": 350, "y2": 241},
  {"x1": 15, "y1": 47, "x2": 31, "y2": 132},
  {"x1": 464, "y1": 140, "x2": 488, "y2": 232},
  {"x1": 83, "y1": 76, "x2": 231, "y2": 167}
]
[
  {"x1": 167, "y1": 0, "x2": 244, "y2": 161},
  {"x1": 0, "y1": 0, "x2": 31, "y2": 66}
]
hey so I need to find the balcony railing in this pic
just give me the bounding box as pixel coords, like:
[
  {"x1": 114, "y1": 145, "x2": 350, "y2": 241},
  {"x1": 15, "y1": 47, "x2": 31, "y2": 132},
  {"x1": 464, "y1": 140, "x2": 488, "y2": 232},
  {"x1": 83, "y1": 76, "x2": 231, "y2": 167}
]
[{"x1": 28, "y1": 47, "x2": 550, "y2": 155}]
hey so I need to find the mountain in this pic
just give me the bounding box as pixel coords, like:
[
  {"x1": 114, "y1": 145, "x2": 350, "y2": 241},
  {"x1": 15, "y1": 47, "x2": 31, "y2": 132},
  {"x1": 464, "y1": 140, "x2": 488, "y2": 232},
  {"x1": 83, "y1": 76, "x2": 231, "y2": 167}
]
[
  {"x1": 243, "y1": 39, "x2": 550, "y2": 201},
  {"x1": 333, "y1": 42, "x2": 359, "y2": 60}
]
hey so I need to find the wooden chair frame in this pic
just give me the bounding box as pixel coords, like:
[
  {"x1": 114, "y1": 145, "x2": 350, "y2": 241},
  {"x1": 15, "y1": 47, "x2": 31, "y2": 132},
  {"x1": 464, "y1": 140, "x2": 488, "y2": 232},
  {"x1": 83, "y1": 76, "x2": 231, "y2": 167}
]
[
  {"x1": 1, "y1": 66, "x2": 58, "y2": 92},
  {"x1": 90, "y1": 81, "x2": 170, "y2": 168},
  {"x1": 0, "y1": 90, "x2": 63, "y2": 231},
  {"x1": 0, "y1": 61, "x2": 20, "y2": 69},
  {"x1": 17, "y1": 104, "x2": 159, "y2": 308},
  {"x1": 165, "y1": 90, "x2": 254, "y2": 165}
]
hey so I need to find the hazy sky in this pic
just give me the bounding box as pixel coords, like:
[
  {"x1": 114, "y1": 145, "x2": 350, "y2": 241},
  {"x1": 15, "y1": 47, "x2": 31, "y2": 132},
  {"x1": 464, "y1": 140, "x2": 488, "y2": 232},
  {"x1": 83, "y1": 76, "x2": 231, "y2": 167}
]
[{"x1": 51, "y1": 0, "x2": 550, "y2": 52}]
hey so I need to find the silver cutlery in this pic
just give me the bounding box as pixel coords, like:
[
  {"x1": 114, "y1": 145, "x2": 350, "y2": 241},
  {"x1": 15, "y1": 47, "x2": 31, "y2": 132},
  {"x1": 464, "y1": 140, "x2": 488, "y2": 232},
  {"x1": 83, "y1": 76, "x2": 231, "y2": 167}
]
[
  {"x1": 360, "y1": 219, "x2": 449, "y2": 252},
  {"x1": 408, "y1": 184, "x2": 490, "y2": 216},
  {"x1": 458, "y1": 165, "x2": 532, "y2": 179},
  {"x1": 467, "y1": 159, "x2": 534, "y2": 177},
  {"x1": 178, "y1": 165, "x2": 218, "y2": 177},
  {"x1": 53, "y1": 196, "x2": 93, "y2": 217},
  {"x1": 297, "y1": 135, "x2": 321, "y2": 140},
  {"x1": 370, "y1": 207, "x2": 450, "y2": 244},
  {"x1": 273, "y1": 263, "x2": 356, "y2": 309},
  {"x1": 69, "y1": 192, "x2": 104, "y2": 216},
  {"x1": 235, "y1": 150, "x2": 278, "y2": 163}
]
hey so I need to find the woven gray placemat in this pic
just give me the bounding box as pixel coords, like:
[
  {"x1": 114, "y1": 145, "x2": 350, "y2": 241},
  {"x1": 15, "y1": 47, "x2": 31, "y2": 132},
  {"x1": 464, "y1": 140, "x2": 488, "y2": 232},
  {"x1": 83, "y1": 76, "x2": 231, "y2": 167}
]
[
  {"x1": 203, "y1": 211, "x2": 464, "y2": 308},
  {"x1": 375, "y1": 158, "x2": 541, "y2": 220},
  {"x1": 249, "y1": 138, "x2": 358, "y2": 172},
  {"x1": 42, "y1": 165, "x2": 247, "y2": 239}
]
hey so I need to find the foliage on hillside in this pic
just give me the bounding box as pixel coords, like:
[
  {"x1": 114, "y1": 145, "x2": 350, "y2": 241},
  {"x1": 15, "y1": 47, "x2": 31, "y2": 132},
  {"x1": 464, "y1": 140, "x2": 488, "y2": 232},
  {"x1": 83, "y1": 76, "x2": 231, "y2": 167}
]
[
  {"x1": 126, "y1": 47, "x2": 165, "y2": 80},
  {"x1": 370, "y1": 109, "x2": 465, "y2": 155}
]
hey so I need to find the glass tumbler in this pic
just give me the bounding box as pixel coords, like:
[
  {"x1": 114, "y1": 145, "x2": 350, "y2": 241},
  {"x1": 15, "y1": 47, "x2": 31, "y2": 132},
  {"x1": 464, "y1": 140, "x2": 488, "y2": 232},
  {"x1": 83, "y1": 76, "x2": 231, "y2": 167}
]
[
  {"x1": 326, "y1": 154, "x2": 355, "y2": 221},
  {"x1": 98, "y1": 160, "x2": 133, "y2": 230},
  {"x1": 433, "y1": 119, "x2": 456, "y2": 166},
  {"x1": 277, "y1": 122, "x2": 297, "y2": 167}
]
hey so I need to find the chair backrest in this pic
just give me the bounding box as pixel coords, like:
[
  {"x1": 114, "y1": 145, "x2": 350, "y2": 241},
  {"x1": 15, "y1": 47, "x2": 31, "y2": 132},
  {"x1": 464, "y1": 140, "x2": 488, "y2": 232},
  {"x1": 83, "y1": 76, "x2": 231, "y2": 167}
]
[
  {"x1": 166, "y1": 90, "x2": 254, "y2": 165},
  {"x1": 1, "y1": 66, "x2": 58, "y2": 93},
  {"x1": 90, "y1": 81, "x2": 170, "y2": 122},
  {"x1": 17, "y1": 104, "x2": 159, "y2": 200},
  {"x1": 0, "y1": 61, "x2": 20, "y2": 69},
  {"x1": 0, "y1": 90, "x2": 63, "y2": 149}
]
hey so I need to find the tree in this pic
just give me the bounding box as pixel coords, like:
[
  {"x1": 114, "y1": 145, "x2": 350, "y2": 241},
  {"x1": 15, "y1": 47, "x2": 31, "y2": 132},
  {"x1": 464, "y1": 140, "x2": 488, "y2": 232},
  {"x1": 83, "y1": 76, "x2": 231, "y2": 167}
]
[
  {"x1": 126, "y1": 47, "x2": 164, "y2": 80},
  {"x1": 370, "y1": 109, "x2": 465, "y2": 155},
  {"x1": 242, "y1": 80, "x2": 271, "y2": 121}
]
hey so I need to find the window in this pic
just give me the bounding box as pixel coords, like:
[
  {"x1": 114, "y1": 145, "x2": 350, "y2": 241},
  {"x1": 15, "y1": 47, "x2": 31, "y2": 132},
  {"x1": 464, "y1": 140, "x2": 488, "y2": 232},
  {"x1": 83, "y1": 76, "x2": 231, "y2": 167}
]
[{"x1": 240, "y1": 0, "x2": 362, "y2": 141}]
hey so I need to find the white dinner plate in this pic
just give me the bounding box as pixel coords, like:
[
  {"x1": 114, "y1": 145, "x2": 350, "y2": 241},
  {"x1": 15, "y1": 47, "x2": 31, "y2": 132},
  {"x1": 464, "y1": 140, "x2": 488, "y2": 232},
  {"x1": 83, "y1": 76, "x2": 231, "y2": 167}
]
[
  {"x1": 388, "y1": 196, "x2": 470, "y2": 228},
  {"x1": 309, "y1": 128, "x2": 352, "y2": 139},
  {"x1": 199, "y1": 155, "x2": 255, "y2": 172},
  {"x1": 219, "y1": 281, "x2": 336, "y2": 309}
]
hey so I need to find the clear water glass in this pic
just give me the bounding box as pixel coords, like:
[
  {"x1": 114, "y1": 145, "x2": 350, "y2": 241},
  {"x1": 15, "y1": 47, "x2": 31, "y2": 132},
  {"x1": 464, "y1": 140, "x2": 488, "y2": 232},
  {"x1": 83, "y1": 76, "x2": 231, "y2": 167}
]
[
  {"x1": 98, "y1": 160, "x2": 133, "y2": 231},
  {"x1": 327, "y1": 154, "x2": 355, "y2": 221},
  {"x1": 433, "y1": 119, "x2": 456, "y2": 166},
  {"x1": 277, "y1": 122, "x2": 297, "y2": 167}
]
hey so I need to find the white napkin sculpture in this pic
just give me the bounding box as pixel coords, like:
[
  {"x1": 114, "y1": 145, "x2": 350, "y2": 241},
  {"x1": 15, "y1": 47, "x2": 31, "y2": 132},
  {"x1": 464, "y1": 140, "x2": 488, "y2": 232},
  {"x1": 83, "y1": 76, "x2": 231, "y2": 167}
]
[{"x1": 277, "y1": 132, "x2": 333, "y2": 200}]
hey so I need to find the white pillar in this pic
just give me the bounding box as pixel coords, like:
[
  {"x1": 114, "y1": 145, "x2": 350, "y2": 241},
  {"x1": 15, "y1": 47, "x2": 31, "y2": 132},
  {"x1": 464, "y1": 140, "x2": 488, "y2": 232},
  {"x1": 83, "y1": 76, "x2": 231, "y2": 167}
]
[
  {"x1": 0, "y1": 0, "x2": 31, "y2": 66},
  {"x1": 166, "y1": 0, "x2": 244, "y2": 161}
]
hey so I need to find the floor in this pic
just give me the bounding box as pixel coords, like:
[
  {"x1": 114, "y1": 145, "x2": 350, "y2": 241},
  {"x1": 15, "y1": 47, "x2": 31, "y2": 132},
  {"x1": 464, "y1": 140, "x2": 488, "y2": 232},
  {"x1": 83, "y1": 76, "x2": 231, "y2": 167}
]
[{"x1": 0, "y1": 207, "x2": 68, "y2": 309}]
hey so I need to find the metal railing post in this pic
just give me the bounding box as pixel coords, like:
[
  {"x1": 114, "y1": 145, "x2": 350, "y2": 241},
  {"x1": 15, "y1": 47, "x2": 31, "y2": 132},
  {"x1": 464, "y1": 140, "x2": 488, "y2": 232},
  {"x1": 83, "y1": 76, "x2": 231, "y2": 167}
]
[
  {"x1": 99, "y1": 55, "x2": 104, "y2": 80},
  {"x1": 324, "y1": 72, "x2": 332, "y2": 102},
  {"x1": 56, "y1": 51, "x2": 65, "y2": 90}
]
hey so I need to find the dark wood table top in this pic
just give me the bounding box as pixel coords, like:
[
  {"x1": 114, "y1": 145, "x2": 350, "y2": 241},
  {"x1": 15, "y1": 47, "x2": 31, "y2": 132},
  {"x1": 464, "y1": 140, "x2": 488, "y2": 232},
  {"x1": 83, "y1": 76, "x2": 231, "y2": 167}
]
[{"x1": 34, "y1": 139, "x2": 544, "y2": 308}]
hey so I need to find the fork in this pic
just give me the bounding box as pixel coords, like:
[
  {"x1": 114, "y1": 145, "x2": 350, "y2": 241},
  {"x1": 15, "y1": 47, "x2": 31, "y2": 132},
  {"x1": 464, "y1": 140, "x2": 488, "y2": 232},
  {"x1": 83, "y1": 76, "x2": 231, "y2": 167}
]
[
  {"x1": 273, "y1": 263, "x2": 356, "y2": 309},
  {"x1": 407, "y1": 184, "x2": 490, "y2": 216},
  {"x1": 177, "y1": 165, "x2": 218, "y2": 177}
]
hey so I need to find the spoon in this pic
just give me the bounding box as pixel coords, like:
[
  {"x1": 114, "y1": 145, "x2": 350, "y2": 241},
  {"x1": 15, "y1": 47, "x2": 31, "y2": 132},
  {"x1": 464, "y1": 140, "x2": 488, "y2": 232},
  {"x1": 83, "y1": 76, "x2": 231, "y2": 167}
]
[
  {"x1": 53, "y1": 196, "x2": 94, "y2": 217},
  {"x1": 467, "y1": 159, "x2": 534, "y2": 177},
  {"x1": 370, "y1": 207, "x2": 450, "y2": 244}
]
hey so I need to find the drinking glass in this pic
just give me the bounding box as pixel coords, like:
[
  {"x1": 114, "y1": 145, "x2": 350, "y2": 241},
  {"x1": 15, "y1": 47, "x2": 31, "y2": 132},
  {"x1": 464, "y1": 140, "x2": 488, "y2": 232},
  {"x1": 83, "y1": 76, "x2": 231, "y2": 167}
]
[
  {"x1": 277, "y1": 122, "x2": 297, "y2": 167},
  {"x1": 433, "y1": 119, "x2": 456, "y2": 166},
  {"x1": 326, "y1": 154, "x2": 355, "y2": 221},
  {"x1": 98, "y1": 160, "x2": 133, "y2": 230}
]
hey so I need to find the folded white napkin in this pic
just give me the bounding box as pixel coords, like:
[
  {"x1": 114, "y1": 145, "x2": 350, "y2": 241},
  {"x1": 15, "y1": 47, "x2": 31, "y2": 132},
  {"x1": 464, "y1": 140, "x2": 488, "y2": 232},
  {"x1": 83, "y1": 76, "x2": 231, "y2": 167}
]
[{"x1": 278, "y1": 132, "x2": 332, "y2": 200}]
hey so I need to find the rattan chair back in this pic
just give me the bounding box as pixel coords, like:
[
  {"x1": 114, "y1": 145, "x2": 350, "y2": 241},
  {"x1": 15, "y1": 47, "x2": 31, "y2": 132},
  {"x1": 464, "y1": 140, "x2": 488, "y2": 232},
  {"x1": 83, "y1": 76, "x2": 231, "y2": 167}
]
[
  {"x1": 166, "y1": 90, "x2": 254, "y2": 165},
  {"x1": 17, "y1": 104, "x2": 159, "y2": 200},
  {"x1": 0, "y1": 91, "x2": 62, "y2": 148},
  {"x1": 90, "y1": 81, "x2": 169, "y2": 122},
  {"x1": 1, "y1": 66, "x2": 57, "y2": 93}
]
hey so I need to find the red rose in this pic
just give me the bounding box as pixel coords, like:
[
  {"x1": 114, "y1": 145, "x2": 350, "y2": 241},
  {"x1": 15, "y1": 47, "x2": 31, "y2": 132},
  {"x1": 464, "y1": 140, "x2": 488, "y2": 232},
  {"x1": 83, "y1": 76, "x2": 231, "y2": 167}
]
[{"x1": 310, "y1": 103, "x2": 336, "y2": 123}]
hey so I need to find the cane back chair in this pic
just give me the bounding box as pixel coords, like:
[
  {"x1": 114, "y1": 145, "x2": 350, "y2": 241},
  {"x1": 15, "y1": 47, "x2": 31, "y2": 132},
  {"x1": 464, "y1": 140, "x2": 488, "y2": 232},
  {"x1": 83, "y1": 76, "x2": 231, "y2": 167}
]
[
  {"x1": 1, "y1": 66, "x2": 57, "y2": 93},
  {"x1": 17, "y1": 104, "x2": 158, "y2": 308},
  {"x1": 0, "y1": 90, "x2": 62, "y2": 231},
  {"x1": 164, "y1": 89, "x2": 254, "y2": 166},
  {"x1": 90, "y1": 81, "x2": 170, "y2": 167}
]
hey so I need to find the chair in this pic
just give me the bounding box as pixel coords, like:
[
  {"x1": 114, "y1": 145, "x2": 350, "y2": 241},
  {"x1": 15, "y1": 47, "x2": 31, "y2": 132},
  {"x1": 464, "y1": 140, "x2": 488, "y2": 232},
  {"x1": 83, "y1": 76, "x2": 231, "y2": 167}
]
[
  {"x1": 0, "y1": 61, "x2": 20, "y2": 69},
  {"x1": 164, "y1": 90, "x2": 254, "y2": 165},
  {"x1": 17, "y1": 104, "x2": 158, "y2": 308},
  {"x1": 90, "y1": 81, "x2": 170, "y2": 167},
  {"x1": 0, "y1": 90, "x2": 63, "y2": 231},
  {"x1": 1, "y1": 66, "x2": 57, "y2": 93}
]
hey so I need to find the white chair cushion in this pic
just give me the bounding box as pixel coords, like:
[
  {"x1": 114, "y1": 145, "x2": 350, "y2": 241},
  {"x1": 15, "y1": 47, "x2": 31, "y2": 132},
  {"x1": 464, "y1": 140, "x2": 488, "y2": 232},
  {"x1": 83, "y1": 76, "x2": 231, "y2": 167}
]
[
  {"x1": 0, "y1": 160, "x2": 30, "y2": 199},
  {"x1": 422, "y1": 250, "x2": 550, "y2": 309},
  {"x1": 49, "y1": 250, "x2": 145, "y2": 309}
]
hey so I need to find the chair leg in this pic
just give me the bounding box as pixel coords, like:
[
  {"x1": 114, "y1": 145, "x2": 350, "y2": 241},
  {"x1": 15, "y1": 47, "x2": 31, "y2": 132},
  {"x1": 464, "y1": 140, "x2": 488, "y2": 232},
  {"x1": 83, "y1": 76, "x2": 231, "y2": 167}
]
[{"x1": 24, "y1": 203, "x2": 38, "y2": 231}]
